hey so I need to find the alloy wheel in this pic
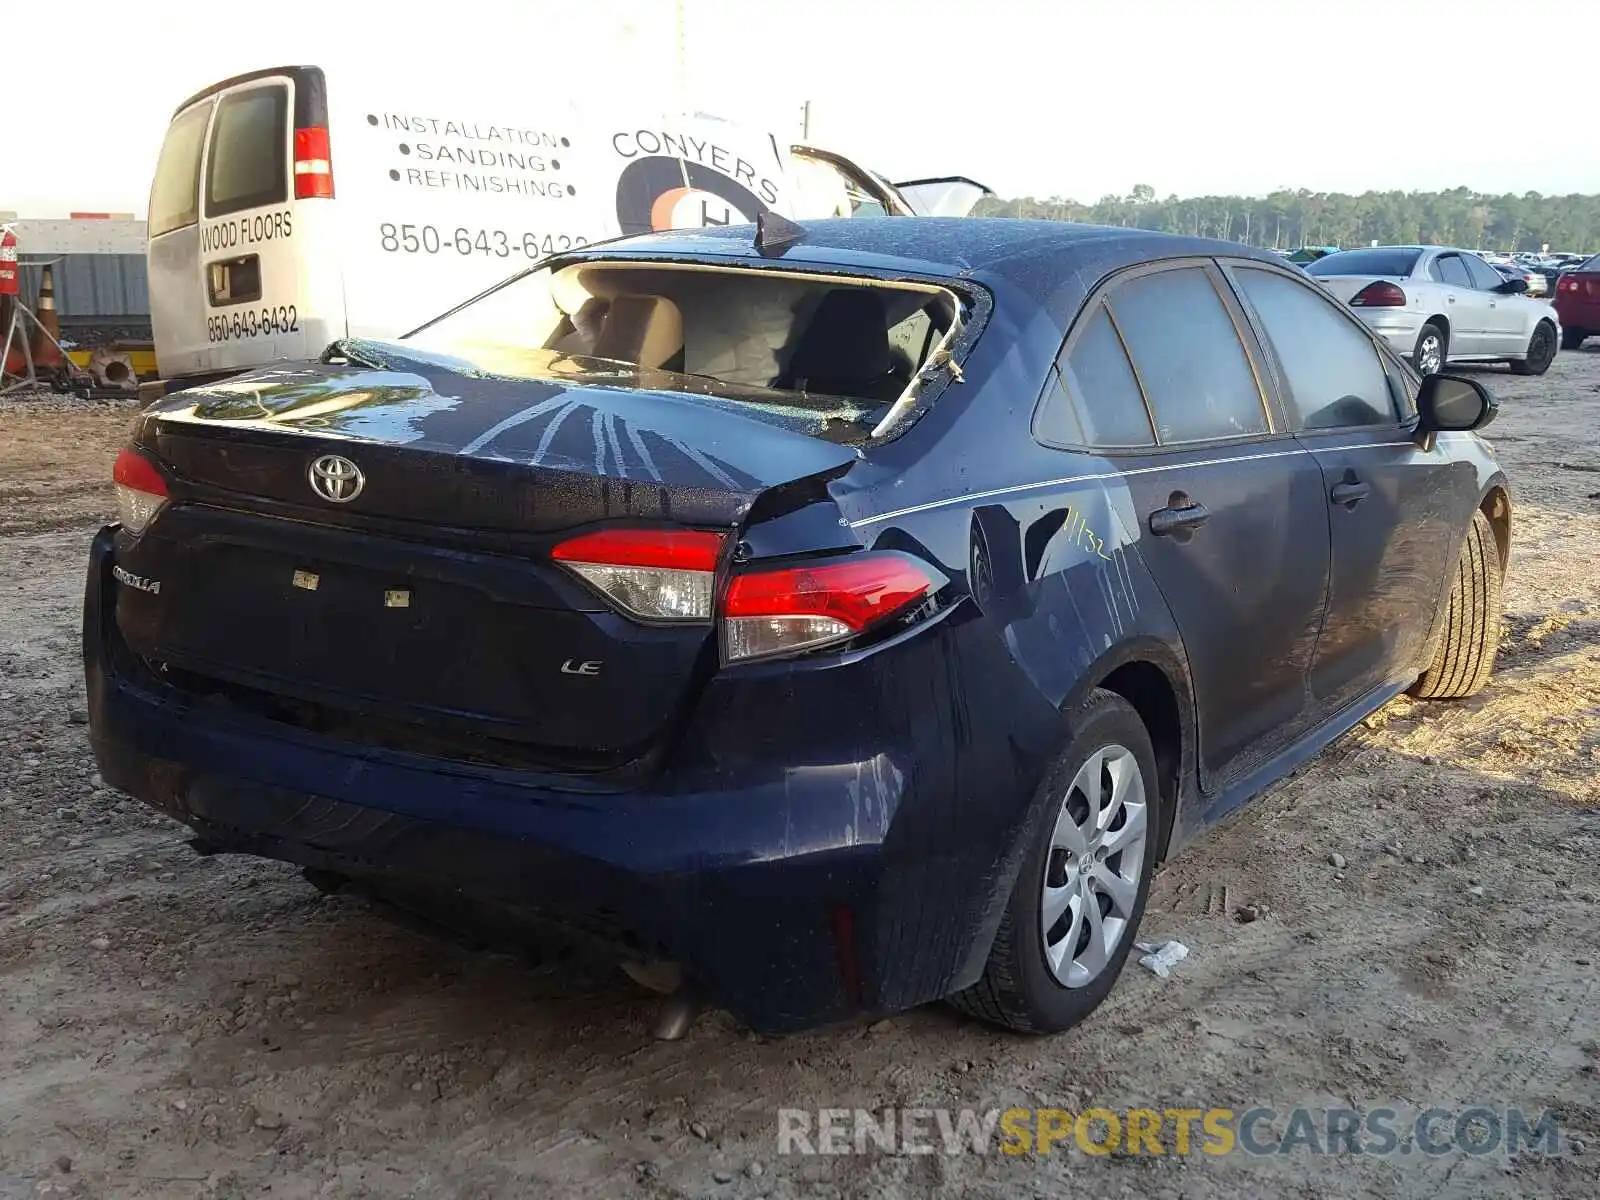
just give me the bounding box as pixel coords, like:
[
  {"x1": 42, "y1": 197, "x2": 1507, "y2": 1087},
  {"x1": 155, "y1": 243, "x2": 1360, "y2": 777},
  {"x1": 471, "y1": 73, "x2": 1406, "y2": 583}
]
[
  {"x1": 1039, "y1": 744, "x2": 1149, "y2": 988},
  {"x1": 1417, "y1": 333, "x2": 1443, "y2": 375}
]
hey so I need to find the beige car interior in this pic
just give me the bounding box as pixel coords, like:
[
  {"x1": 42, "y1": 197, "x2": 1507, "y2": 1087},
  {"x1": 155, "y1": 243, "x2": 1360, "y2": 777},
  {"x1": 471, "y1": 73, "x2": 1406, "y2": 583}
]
[{"x1": 413, "y1": 259, "x2": 963, "y2": 435}]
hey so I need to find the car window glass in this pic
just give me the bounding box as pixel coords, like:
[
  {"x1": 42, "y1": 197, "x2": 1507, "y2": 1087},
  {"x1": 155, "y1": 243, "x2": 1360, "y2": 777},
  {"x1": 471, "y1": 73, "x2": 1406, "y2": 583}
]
[
  {"x1": 1436, "y1": 254, "x2": 1473, "y2": 288},
  {"x1": 1105, "y1": 268, "x2": 1267, "y2": 443},
  {"x1": 1305, "y1": 248, "x2": 1420, "y2": 277},
  {"x1": 1235, "y1": 268, "x2": 1398, "y2": 429},
  {"x1": 1464, "y1": 255, "x2": 1504, "y2": 291},
  {"x1": 1582, "y1": 254, "x2": 1600, "y2": 272},
  {"x1": 149, "y1": 103, "x2": 211, "y2": 237},
  {"x1": 205, "y1": 86, "x2": 288, "y2": 218},
  {"x1": 1039, "y1": 303, "x2": 1155, "y2": 447}
]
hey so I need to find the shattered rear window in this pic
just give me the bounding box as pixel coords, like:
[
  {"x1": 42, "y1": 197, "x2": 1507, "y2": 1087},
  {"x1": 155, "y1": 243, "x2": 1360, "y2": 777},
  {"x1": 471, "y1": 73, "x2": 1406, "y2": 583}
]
[{"x1": 406, "y1": 260, "x2": 967, "y2": 444}]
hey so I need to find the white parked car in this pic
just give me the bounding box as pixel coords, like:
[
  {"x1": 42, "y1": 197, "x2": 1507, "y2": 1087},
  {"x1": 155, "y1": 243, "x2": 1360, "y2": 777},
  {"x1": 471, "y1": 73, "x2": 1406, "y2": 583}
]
[{"x1": 1305, "y1": 245, "x2": 1560, "y2": 376}]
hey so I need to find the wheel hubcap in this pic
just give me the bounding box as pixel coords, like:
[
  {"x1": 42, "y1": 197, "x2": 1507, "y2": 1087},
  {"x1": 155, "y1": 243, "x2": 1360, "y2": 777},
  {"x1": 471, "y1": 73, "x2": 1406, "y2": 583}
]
[
  {"x1": 1419, "y1": 335, "x2": 1442, "y2": 375},
  {"x1": 1040, "y1": 744, "x2": 1148, "y2": 988}
]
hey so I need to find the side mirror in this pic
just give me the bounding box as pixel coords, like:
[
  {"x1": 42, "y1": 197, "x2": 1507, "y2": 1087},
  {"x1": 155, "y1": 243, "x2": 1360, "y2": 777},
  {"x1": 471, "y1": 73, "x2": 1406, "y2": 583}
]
[
  {"x1": 1416, "y1": 373, "x2": 1496, "y2": 445},
  {"x1": 1497, "y1": 277, "x2": 1529, "y2": 294}
]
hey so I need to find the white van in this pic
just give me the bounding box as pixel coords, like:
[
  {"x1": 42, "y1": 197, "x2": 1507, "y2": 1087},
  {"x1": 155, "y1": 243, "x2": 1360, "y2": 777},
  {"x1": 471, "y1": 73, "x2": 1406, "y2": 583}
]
[{"x1": 146, "y1": 65, "x2": 990, "y2": 389}]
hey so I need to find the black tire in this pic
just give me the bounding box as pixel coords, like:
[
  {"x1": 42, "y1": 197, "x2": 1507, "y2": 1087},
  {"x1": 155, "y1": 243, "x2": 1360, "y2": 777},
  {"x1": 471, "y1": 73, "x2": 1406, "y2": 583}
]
[
  {"x1": 1412, "y1": 322, "x2": 1447, "y2": 376},
  {"x1": 1411, "y1": 509, "x2": 1503, "y2": 700},
  {"x1": 1562, "y1": 328, "x2": 1588, "y2": 352},
  {"x1": 1510, "y1": 321, "x2": 1557, "y2": 376},
  {"x1": 948, "y1": 690, "x2": 1159, "y2": 1034}
]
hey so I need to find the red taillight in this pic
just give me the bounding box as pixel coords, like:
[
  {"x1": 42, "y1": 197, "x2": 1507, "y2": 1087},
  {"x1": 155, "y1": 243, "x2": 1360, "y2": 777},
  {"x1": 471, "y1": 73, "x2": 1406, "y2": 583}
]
[
  {"x1": 112, "y1": 447, "x2": 169, "y2": 534},
  {"x1": 550, "y1": 529, "x2": 946, "y2": 662},
  {"x1": 1349, "y1": 281, "x2": 1407, "y2": 308},
  {"x1": 722, "y1": 552, "x2": 943, "y2": 663},
  {"x1": 294, "y1": 126, "x2": 334, "y2": 199},
  {"x1": 551, "y1": 528, "x2": 724, "y2": 622},
  {"x1": 552, "y1": 528, "x2": 723, "y2": 571},
  {"x1": 1558, "y1": 275, "x2": 1578, "y2": 292}
]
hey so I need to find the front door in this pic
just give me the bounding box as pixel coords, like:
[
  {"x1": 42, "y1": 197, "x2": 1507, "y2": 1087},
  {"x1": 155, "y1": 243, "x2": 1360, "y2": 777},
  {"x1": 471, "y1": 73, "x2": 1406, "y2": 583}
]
[
  {"x1": 1225, "y1": 262, "x2": 1473, "y2": 715},
  {"x1": 1082, "y1": 262, "x2": 1331, "y2": 789},
  {"x1": 1463, "y1": 254, "x2": 1526, "y2": 356}
]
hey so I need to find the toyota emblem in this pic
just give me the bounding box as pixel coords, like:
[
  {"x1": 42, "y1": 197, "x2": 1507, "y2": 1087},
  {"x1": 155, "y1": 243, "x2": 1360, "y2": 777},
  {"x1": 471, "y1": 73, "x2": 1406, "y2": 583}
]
[{"x1": 308, "y1": 454, "x2": 365, "y2": 503}]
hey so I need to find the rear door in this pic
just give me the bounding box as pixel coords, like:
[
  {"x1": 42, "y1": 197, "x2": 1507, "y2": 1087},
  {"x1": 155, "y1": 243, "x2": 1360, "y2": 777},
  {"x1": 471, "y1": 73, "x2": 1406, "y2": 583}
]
[
  {"x1": 1225, "y1": 262, "x2": 1476, "y2": 716},
  {"x1": 1059, "y1": 262, "x2": 1331, "y2": 791},
  {"x1": 146, "y1": 99, "x2": 215, "y2": 380},
  {"x1": 197, "y1": 76, "x2": 311, "y2": 372},
  {"x1": 1428, "y1": 252, "x2": 1485, "y2": 356}
]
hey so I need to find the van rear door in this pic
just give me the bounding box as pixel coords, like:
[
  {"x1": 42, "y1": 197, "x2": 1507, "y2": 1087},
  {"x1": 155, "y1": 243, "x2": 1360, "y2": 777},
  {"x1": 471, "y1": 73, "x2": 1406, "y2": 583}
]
[
  {"x1": 147, "y1": 99, "x2": 214, "y2": 381},
  {"x1": 197, "y1": 75, "x2": 316, "y2": 374}
]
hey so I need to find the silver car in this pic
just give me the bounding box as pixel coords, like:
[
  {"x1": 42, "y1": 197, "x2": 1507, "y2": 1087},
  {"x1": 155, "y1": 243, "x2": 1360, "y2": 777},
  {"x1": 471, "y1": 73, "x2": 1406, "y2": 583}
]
[{"x1": 1305, "y1": 246, "x2": 1561, "y2": 376}]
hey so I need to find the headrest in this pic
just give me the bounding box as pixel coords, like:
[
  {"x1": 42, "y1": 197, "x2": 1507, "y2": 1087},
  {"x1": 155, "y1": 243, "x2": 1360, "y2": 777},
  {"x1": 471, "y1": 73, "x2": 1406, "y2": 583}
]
[
  {"x1": 592, "y1": 294, "x2": 684, "y2": 369},
  {"x1": 786, "y1": 289, "x2": 891, "y2": 385}
]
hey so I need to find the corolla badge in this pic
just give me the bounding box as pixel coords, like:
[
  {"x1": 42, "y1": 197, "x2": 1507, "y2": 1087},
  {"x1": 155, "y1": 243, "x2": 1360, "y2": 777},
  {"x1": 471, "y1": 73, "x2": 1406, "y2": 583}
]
[{"x1": 308, "y1": 454, "x2": 365, "y2": 503}]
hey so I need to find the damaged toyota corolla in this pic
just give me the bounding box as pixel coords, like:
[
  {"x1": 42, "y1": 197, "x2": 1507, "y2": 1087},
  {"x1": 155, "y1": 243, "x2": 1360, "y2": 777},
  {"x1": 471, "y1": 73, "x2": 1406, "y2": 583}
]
[{"x1": 85, "y1": 217, "x2": 1510, "y2": 1036}]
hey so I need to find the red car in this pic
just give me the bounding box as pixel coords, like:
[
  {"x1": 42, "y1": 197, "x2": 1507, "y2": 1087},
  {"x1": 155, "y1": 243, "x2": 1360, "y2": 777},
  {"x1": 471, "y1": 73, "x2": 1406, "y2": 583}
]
[{"x1": 1554, "y1": 254, "x2": 1600, "y2": 350}]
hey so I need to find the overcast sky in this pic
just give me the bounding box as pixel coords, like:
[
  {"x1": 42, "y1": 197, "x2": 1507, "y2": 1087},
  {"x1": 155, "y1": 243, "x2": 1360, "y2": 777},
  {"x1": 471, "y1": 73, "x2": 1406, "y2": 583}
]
[{"x1": 4, "y1": 0, "x2": 1598, "y2": 217}]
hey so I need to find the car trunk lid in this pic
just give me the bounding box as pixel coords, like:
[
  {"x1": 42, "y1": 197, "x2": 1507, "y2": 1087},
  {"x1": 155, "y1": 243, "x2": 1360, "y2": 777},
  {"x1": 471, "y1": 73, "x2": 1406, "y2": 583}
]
[
  {"x1": 1312, "y1": 274, "x2": 1407, "y2": 304},
  {"x1": 114, "y1": 350, "x2": 859, "y2": 770}
]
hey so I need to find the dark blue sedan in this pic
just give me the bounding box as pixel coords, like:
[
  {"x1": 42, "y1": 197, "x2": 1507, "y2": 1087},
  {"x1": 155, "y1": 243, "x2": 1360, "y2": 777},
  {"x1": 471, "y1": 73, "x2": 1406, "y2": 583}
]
[{"x1": 86, "y1": 218, "x2": 1509, "y2": 1035}]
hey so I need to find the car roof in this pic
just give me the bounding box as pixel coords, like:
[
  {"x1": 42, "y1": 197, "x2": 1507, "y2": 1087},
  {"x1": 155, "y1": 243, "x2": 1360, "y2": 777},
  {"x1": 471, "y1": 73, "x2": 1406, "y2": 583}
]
[{"x1": 568, "y1": 218, "x2": 1291, "y2": 316}]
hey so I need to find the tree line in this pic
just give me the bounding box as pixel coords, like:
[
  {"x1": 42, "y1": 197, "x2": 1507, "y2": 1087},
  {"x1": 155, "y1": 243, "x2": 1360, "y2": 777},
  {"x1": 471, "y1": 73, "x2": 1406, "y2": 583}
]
[{"x1": 972, "y1": 185, "x2": 1600, "y2": 253}]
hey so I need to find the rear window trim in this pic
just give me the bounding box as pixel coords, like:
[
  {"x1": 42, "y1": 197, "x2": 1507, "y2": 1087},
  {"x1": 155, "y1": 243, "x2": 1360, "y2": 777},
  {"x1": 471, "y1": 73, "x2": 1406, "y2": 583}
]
[
  {"x1": 405, "y1": 251, "x2": 994, "y2": 446},
  {"x1": 203, "y1": 81, "x2": 291, "y2": 221},
  {"x1": 1033, "y1": 256, "x2": 1282, "y2": 457}
]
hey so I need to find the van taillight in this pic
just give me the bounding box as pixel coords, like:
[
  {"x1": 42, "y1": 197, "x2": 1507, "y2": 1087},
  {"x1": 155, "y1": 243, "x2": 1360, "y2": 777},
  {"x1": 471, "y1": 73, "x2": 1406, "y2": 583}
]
[
  {"x1": 293, "y1": 126, "x2": 334, "y2": 199},
  {"x1": 1349, "y1": 281, "x2": 1407, "y2": 307}
]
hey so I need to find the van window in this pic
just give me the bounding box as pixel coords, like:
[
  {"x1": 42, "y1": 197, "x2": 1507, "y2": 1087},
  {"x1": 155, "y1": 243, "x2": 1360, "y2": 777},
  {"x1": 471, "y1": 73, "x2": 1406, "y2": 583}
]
[
  {"x1": 1106, "y1": 267, "x2": 1268, "y2": 443},
  {"x1": 205, "y1": 86, "x2": 288, "y2": 218},
  {"x1": 149, "y1": 103, "x2": 212, "y2": 237},
  {"x1": 1037, "y1": 303, "x2": 1154, "y2": 448},
  {"x1": 1234, "y1": 268, "x2": 1398, "y2": 429}
]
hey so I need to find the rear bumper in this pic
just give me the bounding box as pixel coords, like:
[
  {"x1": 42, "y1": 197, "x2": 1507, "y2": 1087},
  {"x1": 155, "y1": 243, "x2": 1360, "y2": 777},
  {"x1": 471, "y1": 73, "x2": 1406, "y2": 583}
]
[
  {"x1": 83, "y1": 528, "x2": 1062, "y2": 1033},
  {"x1": 1351, "y1": 310, "x2": 1422, "y2": 357},
  {"x1": 1555, "y1": 297, "x2": 1600, "y2": 331}
]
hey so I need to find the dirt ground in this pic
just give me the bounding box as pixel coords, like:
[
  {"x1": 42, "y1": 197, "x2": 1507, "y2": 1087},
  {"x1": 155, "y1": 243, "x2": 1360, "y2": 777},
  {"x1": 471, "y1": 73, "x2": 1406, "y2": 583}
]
[{"x1": 2, "y1": 357, "x2": 1598, "y2": 1200}]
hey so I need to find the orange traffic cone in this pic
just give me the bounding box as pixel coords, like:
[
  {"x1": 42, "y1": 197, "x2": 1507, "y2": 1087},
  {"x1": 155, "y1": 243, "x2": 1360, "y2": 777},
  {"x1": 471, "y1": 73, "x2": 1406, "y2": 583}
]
[{"x1": 28, "y1": 264, "x2": 64, "y2": 369}]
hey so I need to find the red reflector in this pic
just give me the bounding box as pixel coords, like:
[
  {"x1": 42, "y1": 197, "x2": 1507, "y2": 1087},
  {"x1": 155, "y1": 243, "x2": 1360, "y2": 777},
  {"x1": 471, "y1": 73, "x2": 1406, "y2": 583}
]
[
  {"x1": 112, "y1": 447, "x2": 169, "y2": 497},
  {"x1": 294, "y1": 126, "x2": 334, "y2": 199},
  {"x1": 1349, "y1": 281, "x2": 1406, "y2": 307},
  {"x1": 724, "y1": 554, "x2": 936, "y2": 632},
  {"x1": 551, "y1": 528, "x2": 724, "y2": 571}
]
